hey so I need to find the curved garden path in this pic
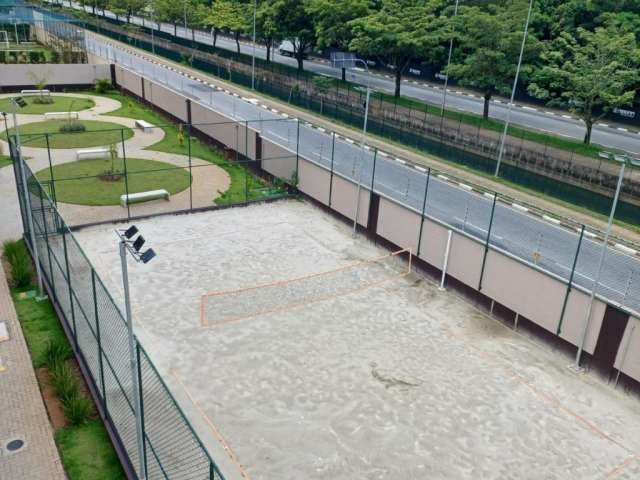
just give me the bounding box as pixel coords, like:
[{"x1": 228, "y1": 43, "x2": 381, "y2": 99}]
[{"x1": 0, "y1": 93, "x2": 230, "y2": 228}]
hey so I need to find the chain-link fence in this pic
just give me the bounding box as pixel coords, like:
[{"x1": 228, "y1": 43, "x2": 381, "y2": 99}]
[{"x1": 10, "y1": 138, "x2": 226, "y2": 480}]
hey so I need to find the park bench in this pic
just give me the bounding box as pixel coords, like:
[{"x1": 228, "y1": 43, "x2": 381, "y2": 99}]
[
  {"x1": 135, "y1": 119, "x2": 154, "y2": 133},
  {"x1": 120, "y1": 189, "x2": 170, "y2": 207},
  {"x1": 21, "y1": 89, "x2": 50, "y2": 96},
  {"x1": 76, "y1": 147, "x2": 110, "y2": 160},
  {"x1": 44, "y1": 111, "x2": 79, "y2": 120}
]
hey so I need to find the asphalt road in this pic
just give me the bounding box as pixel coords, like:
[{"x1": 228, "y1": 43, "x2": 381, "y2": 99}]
[
  {"x1": 84, "y1": 34, "x2": 640, "y2": 320},
  {"x1": 54, "y1": 0, "x2": 640, "y2": 156}
]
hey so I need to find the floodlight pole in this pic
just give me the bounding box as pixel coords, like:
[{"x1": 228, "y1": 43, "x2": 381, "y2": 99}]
[
  {"x1": 118, "y1": 239, "x2": 147, "y2": 480},
  {"x1": 575, "y1": 156, "x2": 629, "y2": 368},
  {"x1": 251, "y1": 0, "x2": 257, "y2": 90},
  {"x1": 12, "y1": 98, "x2": 46, "y2": 301},
  {"x1": 440, "y1": 0, "x2": 459, "y2": 116},
  {"x1": 494, "y1": 0, "x2": 534, "y2": 178}
]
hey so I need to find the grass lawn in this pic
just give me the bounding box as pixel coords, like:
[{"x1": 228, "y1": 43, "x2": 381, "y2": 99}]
[
  {"x1": 96, "y1": 91, "x2": 272, "y2": 204},
  {"x1": 55, "y1": 421, "x2": 125, "y2": 480},
  {"x1": 0, "y1": 155, "x2": 11, "y2": 168},
  {"x1": 2, "y1": 120, "x2": 133, "y2": 149},
  {"x1": 36, "y1": 157, "x2": 191, "y2": 205},
  {"x1": 0, "y1": 96, "x2": 95, "y2": 115}
]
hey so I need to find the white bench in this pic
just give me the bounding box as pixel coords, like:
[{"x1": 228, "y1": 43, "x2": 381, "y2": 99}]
[
  {"x1": 44, "y1": 111, "x2": 79, "y2": 120},
  {"x1": 135, "y1": 119, "x2": 154, "y2": 132},
  {"x1": 76, "y1": 147, "x2": 110, "y2": 160},
  {"x1": 120, "y1": 189, "x2": 170, "y2": 207},
  {"x1": 21, "y1": 89, "x2": 50, "y2": 96}
]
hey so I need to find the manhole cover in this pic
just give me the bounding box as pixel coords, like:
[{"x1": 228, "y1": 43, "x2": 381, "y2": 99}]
[{"x1": 6, "y1": 439, "x2": 24, "y2": 452}]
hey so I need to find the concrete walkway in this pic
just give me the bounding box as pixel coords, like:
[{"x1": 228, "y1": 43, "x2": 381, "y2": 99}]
[{"x1": 0, "y1": 266, "x2": 66, "y2": 480}]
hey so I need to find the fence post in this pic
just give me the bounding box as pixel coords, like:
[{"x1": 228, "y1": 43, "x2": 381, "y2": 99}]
[
  {"x1": 92, "y1": 269, "x2": 107, "y2": 410},
  {"x1": 62, "y1": 228, "x2": 78, "y2": 350},
  {"x1": 187, "y1": 124, "x2": 193, "y2": 211},
  {"x1": 39, "y1": 189, "x2": 55, "y2": 299},
  {"x1": 478, "y1": 192, "x2": 498, "y2": 291},
  {"x1": 370, "y1": 148, "x2": 378, "y2": 191},
  {"x1": 328, "y1": 132, "x2": 335, "y2": 206},
  {"x1": 557, "y1": 225, "x2": 585, "y2": 335},
  {"x1": 295, "y1": 118, "x2": 300, "y2": 180},
  {"x1": 136, "y1": 342, "x2": 148, "y2": 477},
  {"x1": 121, "y1": 129, "x2": 131, "y2": 220},
  {"x1": 416, "y1": 168, "x2": 431, "y2": 258},
  {"x1": 45, "y1": 133, "x2": 57, "y2": 206}
]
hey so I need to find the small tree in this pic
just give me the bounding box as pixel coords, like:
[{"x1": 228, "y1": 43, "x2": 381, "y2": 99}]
[
  {"x1": 177, "y1": 124, "x2": 185, "y2": 146},
  {"x1": 529, "y1": 26, "x2": 640, "y2": 144},
  {"x1": 28, "y1": 72, "x2": 54, "y2": 104},
  {"x1": 313, "y1": 75, "x2": 334, "y2": 114}
]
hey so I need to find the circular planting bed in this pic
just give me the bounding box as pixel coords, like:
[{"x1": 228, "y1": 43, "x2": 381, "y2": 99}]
[
  {"x1": 36, "y1": 158, "x2": 191, "y2": 206},
  {"x1": 0, "y1": 95, "x2": 95, "y2": 115},
  {"x1": 2, "y1": 120, "x2": 134, "y2": 149}
]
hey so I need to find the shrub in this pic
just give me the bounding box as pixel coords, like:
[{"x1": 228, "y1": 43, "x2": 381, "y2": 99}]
[
  {"x1": 50, "y1": 50, "x2": 60, "y2": 63},
  {"x1": 94, "y1": 78, "x2": 112, "y2": 94},
  {"x1": 0, "y1": 51, "x2": 5, "y2": 63},
  {"x1": 64, "y1": 392, "x2": 94, "y2": 426},
  {"x1": 51, "y1": 362, "x2": 79, "y2": 405},
  {"x1": 59, "y1": 121, "x2": 86, "y2": 133},
  {"x1": 33, "y1": 96, "x2": 54, "y2": 105},
  {"x1": 2, "y1": 240, "x2": 32, "y2": 288},
  {"x1": 29, "y1": 51, "x2": 40, "y2": 64},
  {"x1": 44, "y1": 339, "x2": 72, "y2": 371},
  {"x1": 38, "y1": 51, "x2": 47, "y2": 63}
]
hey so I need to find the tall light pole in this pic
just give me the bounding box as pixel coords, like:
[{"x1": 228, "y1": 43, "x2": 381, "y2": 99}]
[
  {"x1": 575, "y1": 153, "x2": 639, "y2": 368},
  {"x1": 11, "y1": 97, "x2": 47, "y2": 301},
  {"x1": 440, "y1": 0, "x2": 460, "y2": 116},
  {"x1": 251, "y1": 0, "x2": 257, "y2": 90},
  {"x1": 494, "y1": 0, "x2": 534, "y2": 177},
  {"x1": 116, "y1": 225, "x2": 156, "y2": 480}
]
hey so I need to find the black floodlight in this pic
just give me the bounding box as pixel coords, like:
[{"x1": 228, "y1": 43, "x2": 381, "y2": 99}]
[
  {"x1": 132, "y1": 235, "x2": 145, "y2": 252},
  {"x1": 124, "y1": 225, "x2": 138, "y2": 239},
  {"x1": 140, "y1": 248, "x2": 156, "y2": 264},
  {"x1": 14, "y1": 97, "x2": 27, "y2": 108}
]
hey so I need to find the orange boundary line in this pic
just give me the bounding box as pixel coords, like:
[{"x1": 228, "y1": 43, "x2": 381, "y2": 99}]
[
  {"x1": 606, "y1": 454, "x2": 638, "y2": 480},
  {"x1": 169, "y1": 370, "x2": 252, "y2": 480},
  {"x1": 200, "y1": 248, "x2": 411, "y2": 327}
]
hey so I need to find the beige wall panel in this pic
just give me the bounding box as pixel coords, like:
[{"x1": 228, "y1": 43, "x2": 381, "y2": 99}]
[
  {"x1": 298, "y1": 159, "x2": 330, "y2": 205},
  {"x1": 146, "y1": 82, "x2": 187, "y2": 121},
  {"x1": 0, "y1": 64, "x2": 110, "y2": 86},
  {"x1": 376, "y1": 197, "x2": 421, "y2": 253},
  {"x1": 330, "y1": 175, "x2": 369, "y2": 227},
  {"x1": 614, "y1": 319, "x2": 640, "y2": 383},
  {"x1": 191, "y1": 102, "x2": 238, "y2": 149},
  {"x1": 481, "y1": 250, "x2": 566, "y2": 334},
  {"x1": 446, "y1": 233, "x2": 484, "y2": 288},
  {"x1": 417, "y1": 218, "x2": 450, "y2": 270},
  {"x1": 559, "y1": 289, "x2": 606, "y2": 354},
  {"x1": 121, "y1": 68, "x2": 142, "y2": 96},
  {"x1": 261, "y1": 140, "x2": 297, "y2": 180}
]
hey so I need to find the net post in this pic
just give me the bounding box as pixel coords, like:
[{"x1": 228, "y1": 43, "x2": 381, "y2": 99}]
[
  {"x1": 62, "y1": 226, "x2": 78, "y2": 351},
  {"x1": 92, "y1": 268, "x2": 107, "y2": 411},
  {"x1": 40, "y1": 186, "x2": 55, "y2": 298},
  {"x1": 136, "y1": 341, "x2": 148, "y2": 477},
  {"x1": 478, "y1": 192, "x2": 498, "y2": 291},
  {"x1": 416, "y1": 168, "x2": 431, "y2": 258},
  {"x1": 328, "y1": 132, "x2": 335, "y2": 207},
  {"x1": 45, "y1": 133, "x2": 57, "y2": 206},
  {"x1": 187, "y1": 123, "x2": 193, "y2": 211}
]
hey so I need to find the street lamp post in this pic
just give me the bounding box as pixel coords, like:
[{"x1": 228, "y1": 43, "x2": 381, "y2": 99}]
[
  {"x1": 494, "y1": 0, "x2": 534, "y2": 178},
  {"x1": 440, "y1": 0, "x2": 460, "y2": 117},
  {"x1": 11, "y1": 97, "x2": 47, "y2": 301},
  {"x1": 251, "y1": 0, "x2": 257, "y2": 90},
  {"x1": 575, "y1": 153, "x2": 639, "y2": 368},
  {"x1": 116, "y1": 225, "x2": 156, "y2": 480}
]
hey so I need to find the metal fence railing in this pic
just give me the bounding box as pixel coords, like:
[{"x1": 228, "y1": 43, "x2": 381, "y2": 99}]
[{"x1": 10, "y1": 138, "x2": 226, "y2": 480}]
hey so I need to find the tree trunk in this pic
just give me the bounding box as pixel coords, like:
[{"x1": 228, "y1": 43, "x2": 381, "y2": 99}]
[
  {"x1": 394, "y1": 68, "x2": 401, "y2": 97},
  {"x1": 483, "y1": 91, "x2": 492, "y2": 120},
  {"x1": 341, "y1": 67, "x2": 346, "y2": 82},
  {"x1": 235, "y1": 32, "x2": 240, "y2": 54},
  {"x1": 174, "y1": 22, "x2": 177, "y2": 37},
  {"x1": 296, "y1": 49, "x2": 304, "y2": 70},
  {"x1": 266, "y1": 42, "x2": 271, "y2": 62},
  {"x1": 213, "y1": 29, "x2": 217, "y2": 47},
  {"x1": 583, "y1": 119, "x2": 593, "y2": 144}
]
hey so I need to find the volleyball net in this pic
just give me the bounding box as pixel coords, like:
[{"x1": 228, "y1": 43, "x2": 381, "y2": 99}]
[{"x1": 200, "y1": 248, "x2": 412, "y2": 327}]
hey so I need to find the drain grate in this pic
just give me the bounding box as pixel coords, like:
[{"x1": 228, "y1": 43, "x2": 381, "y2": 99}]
[{"x1": 6, "y1": 438, "x2": 25, "y2": 453}]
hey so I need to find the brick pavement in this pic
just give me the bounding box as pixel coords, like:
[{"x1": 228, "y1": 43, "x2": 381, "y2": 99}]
[{"x1": 0, "y1": 265, "x2": 65, "y2": 479}]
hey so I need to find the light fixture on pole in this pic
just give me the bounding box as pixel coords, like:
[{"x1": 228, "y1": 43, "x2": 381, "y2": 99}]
[
  {"x1": 574, "y1": 152, "x2": 640, "y2": 369},
  {"x1": 11, "y1": 96, "x2": 47, "y2": 301},
  {"x1": 440, "y1": 0, "x2": 460, "y2": 117},
  {"x1": 494, "y1": 0, "x2": 534, "y2": 178},
  {"x1": 331, "y1": 53, "x2": 371, "y2": 236},
  {"x1": 115, "y1": 225, "x2": 156, "y2": 480}
]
